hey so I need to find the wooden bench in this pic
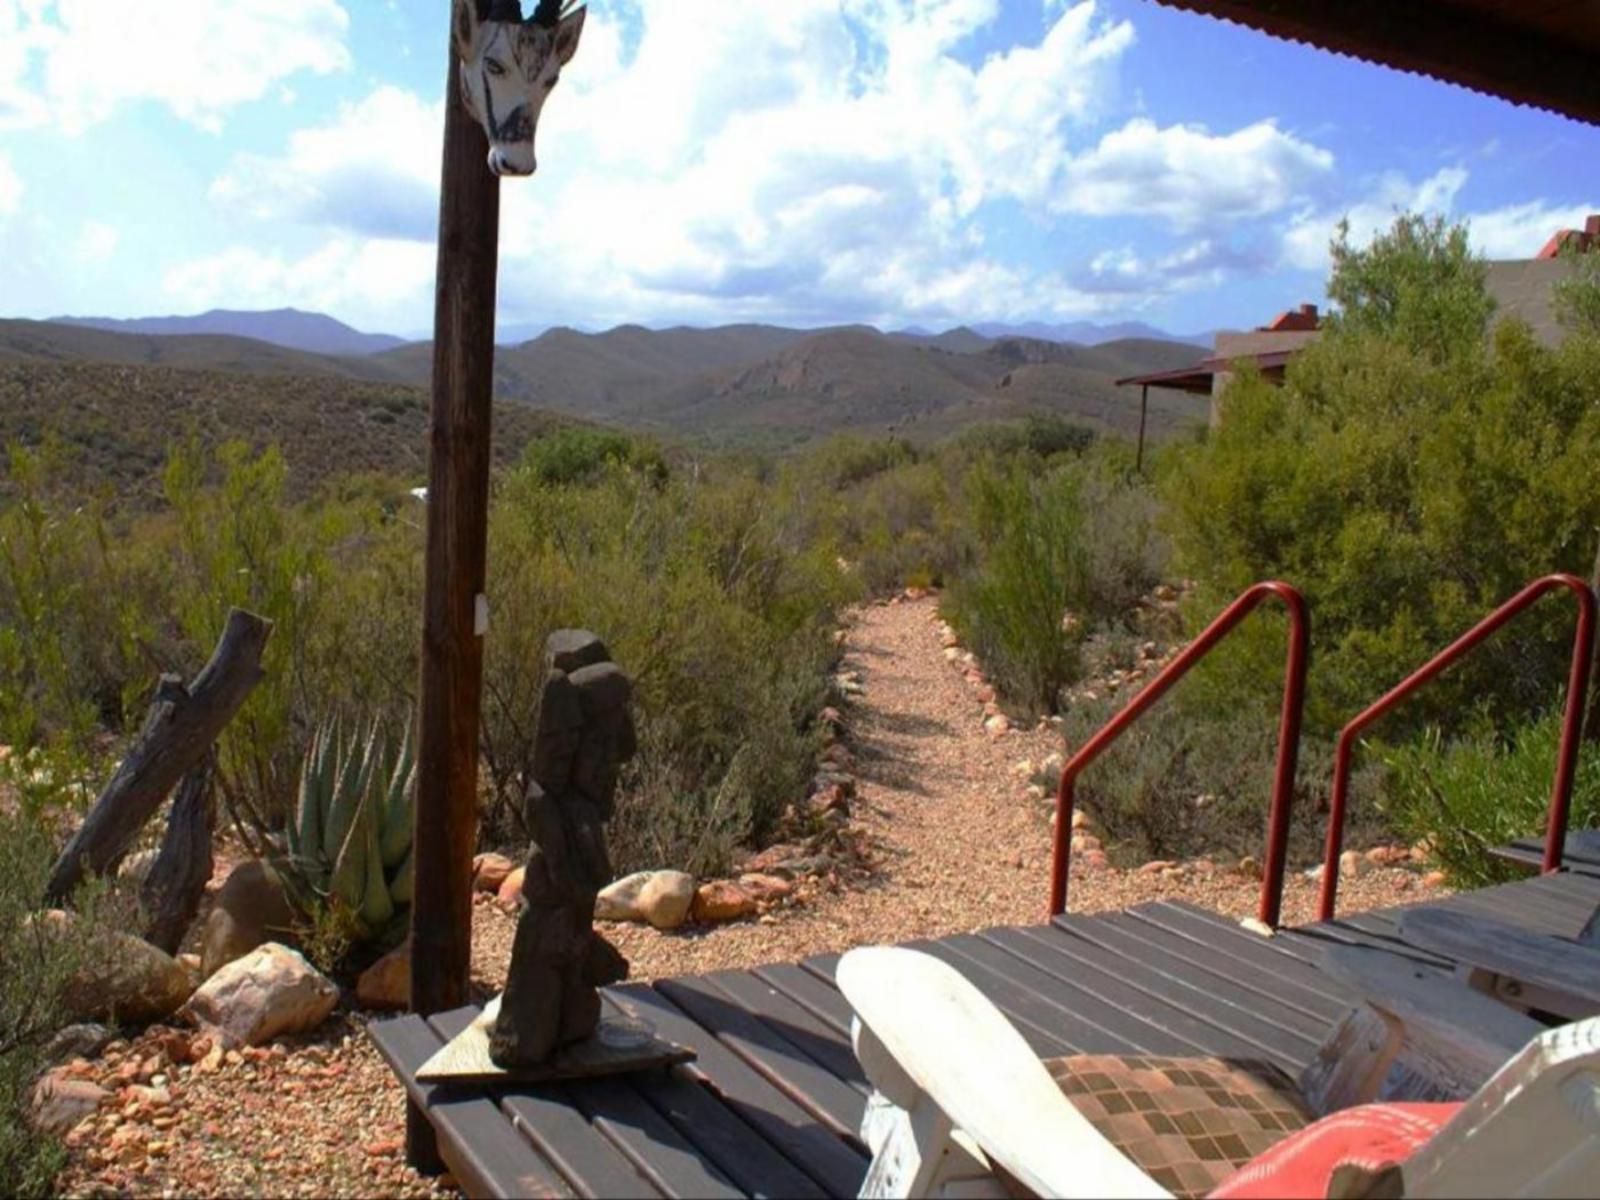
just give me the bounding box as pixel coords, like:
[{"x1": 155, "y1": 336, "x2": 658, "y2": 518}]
[{"x1": 1492, "y1": 829, "x2": 1600, "y2": 876}]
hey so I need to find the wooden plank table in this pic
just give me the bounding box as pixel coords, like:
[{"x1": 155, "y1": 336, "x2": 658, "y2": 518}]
[
  {"x1": 371, "y1": 871, "x2": 1600, "y2": 1199},
  {"x1": 1492, "y1": 829, "x2": 1600, "y2": 876}
]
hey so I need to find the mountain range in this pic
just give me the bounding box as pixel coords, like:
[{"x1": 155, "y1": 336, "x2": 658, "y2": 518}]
[
  {"x1": 46, "y1": 308, "x2": 1220, "y2": 357},
  {"x1": 2, "y1": 309, "x2": 1212, "y2": 456}
]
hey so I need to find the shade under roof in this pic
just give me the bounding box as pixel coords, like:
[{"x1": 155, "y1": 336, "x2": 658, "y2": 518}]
[{"x1": 1151, "y1": 1, "x2": 1600, "y2": 127}]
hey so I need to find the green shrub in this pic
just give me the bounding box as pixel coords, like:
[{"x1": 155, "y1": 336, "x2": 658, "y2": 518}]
[
  {"x1": 1379, "y1": 710, "x2": 1600, "y2": 890},
  {"x1": 1057, "y1": 691, "x2": 1387, "y2": 868},
  {"x1": 520, "y1": 426, "x2": 666, "y2": 487},
  {"x1": 0, "y1": 803, "x2": 112, "y2": 1196},
  {"x1": 943, "y1": 460, "x2": 1088, "y2": 714},
  {"x1": 1161, "y1": 213, "x2": 1600, "y2": 738}
]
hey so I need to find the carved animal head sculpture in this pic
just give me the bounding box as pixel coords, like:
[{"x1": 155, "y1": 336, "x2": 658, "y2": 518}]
[{"x1": 453, "y1": 0, "x2": 585, "y2": 177}]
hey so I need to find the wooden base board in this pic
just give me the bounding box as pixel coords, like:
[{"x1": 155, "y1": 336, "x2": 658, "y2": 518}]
[{"x1": 416, "y1": 995, "x2": 696, "y2": 1084}]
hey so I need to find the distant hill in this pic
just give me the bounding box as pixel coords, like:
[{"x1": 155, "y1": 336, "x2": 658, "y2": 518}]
[
  {"x1": 0, "y1": 359, "x2": 564, "y2": 504},
  {"x1": 49, "y1": 308, "x2": 408, "y2": 357},
  {"x1": 972, "y1": 320, "x2": 1218, "y2": 349},
  {"x1": 0, "y1": 314, "x2": 1210, "y2": 452}
]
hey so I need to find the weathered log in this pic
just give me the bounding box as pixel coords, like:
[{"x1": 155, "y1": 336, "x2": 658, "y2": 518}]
[
  {"x1": 45, "y1": 608, "x2": 272, "y2": 903},
  {"x1": 140, "y1": 756, "x2": 217, "y2": 954}
]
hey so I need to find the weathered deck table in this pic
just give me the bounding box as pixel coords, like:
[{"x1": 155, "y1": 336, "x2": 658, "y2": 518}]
[
  {"x1": 370, "y1": 871, "x2": 1600, "y2": 1199},
  {"x1": 1492, "y1": 830, "x2": 1600, "y2": 876}
]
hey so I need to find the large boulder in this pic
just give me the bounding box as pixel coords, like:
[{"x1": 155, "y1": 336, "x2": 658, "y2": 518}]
[
  {"x1": 594, "y1": 870, "x2": 695, "y2": 929},
  {"x1": 45, "y1": 912, "x2": 193, "y2": 1025},
  {"x1": 637, "y1": 871, "x2": 695, "y2": 930},
  {"x1": 200, "y1": 859, "x2": 298, "y2": 981},
  {"x1": 180, "y1": 942, "x2": 338, "y2": 1048},
  {"x1": 355, "y1": 940, "x2": 411, "y2": 1012},
  {"x1": 594, "y1": 871, "x2": 652, "y2": 921}
]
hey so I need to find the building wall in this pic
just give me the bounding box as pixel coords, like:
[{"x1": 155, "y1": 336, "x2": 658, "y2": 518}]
[
  {"x1": 1208, "y1": 329, "x2": 1321, "y2": 425},
  {"x1": 1485, "y1": 258, "x2": 1581, "y2": 346}
]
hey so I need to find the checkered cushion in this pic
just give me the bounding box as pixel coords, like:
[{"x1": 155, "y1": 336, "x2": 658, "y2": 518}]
[{"x1": 1037, "y1": 1055, "x2": 1313, "y2": 1199}]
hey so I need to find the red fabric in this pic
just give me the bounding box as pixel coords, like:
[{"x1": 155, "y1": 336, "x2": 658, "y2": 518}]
[{"x1": 1209, "y1": 1103, "x2": 1463, "y2": 1199}]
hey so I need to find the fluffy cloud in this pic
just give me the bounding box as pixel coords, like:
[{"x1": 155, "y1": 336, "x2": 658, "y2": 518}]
[
  {"x1": 163, "y1": 237, "x2": 435, "y2": 323},
  {"x1": 1, "y1": 0, "x2": 350, "y2": 134},
  {"x1": 1058, "y1": 118, "x2": 1335, "y2": 229},
  {"x1": 75, "y1": 219, "x2": 118, "y2": 261},
  {"x1": 183, "y1": 0, "x2": 1338, "y2": 328},
  {"x1": 1282, "y1": 166, "x2": 1595, "y2": 271}
]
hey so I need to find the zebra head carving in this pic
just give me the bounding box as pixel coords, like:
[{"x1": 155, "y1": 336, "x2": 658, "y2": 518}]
[{"x1": 453, "y1": 0, "x2": 585, "y2": 177}]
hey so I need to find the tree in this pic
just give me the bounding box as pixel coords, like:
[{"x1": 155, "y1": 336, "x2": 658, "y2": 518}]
[{"x1": 1325, "y1": 213, "x2": 1497, "y2": 364}]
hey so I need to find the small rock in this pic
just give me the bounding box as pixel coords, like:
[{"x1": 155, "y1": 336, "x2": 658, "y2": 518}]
[
  {"x1": 496, "y1": 867, "x2": 526, "y2": 908},
  {"x1": 1070, "y1": 833, "x2": 1102, "y2": 854},
  {"x1": 975, "y1": 684, "x2": 997, "y2": 705},
  {"x1": 738, "y1": 873, "x2": 794, "y2": 904},
  {"x1": 691, "y1": 881, "x2": 757, "y2": 923},
  {"x1": 1080, "y1": 849, "x2": 1110, "y2": 871},
  {"x1": 30, "y1": 1068, "x2": 108, "y2": 1135},
  {"x1": 1138, "y1": 860, "x2": 1178, "y2": 875},
  {"x1": 356, "y1": 939, "x2": 411, "y2": 1011},
  {"x1": 1025, "y1": 784, "x2": 1047, "y2": 801},
  {"x1": 45, "y1": 1023, "x2": 114, "y2": 1066},
  {"x1": 811, "y1": 783, "x2": 851, "y2": 817},
  {"x1": 1238, "y1": 918, "x2": 1275, "y2": 939},
  {"x1": 116, "y1": 848, "x2": 160, "y2": 888},
  {"x1": 180, "y1": 943, "x2": 339, "y2": 1048},
  {"x1": 1070, "y1": 809, "x2": 1090, "y2": 831},
  {"x1": 473, "y1": 852, "x2": 516, "y2": 894},
  {"x1": 1237, "y1": 856, "x2": 1263, "y2": 881},
  {"x1": 940, "y1": 628, "x2": 959, "y2": 649},
  {"x1": 638, "y1": 871, "x2": 696, "y2": 930},
  {"x1": 1421, "y1": 870, "x2": 1449, "y2": 890},
  {"x1": 983, "y1": 714, "x2": 1010, "y2": 737},
  {"x1": 1013, "y1": 759, "x2": 1035, "y2": 778},
  {"x1": 1338, "y1": 849, "x2": 1367, "y2": 880},
  {"x1": 741, "y1": 843, "x2": 806, "y2": 875},
  {"x1": 1304, "y1": 864, "x2": 1326, "y2": 882}
]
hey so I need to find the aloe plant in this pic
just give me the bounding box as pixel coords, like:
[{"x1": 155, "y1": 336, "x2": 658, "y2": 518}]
[{"x1": 283, "y1": 717, "x2": 415, "y2": 937}]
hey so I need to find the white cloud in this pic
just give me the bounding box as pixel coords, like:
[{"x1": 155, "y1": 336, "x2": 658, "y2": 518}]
[
  {"x1": 1282, "y1": 166, "x2": 1595, "y2": 272},
  {"x1": 187, "y1": 0, "x2": 1339, "y2": 328},
  {"x1": 0, "y1": 150, "x2": 21, "y2": 217},
  {"x1": 75, "y1": 219, "x2": 118, "y2": 261},
  {"x1": 1057, "y1": 118, "x2": 1335, "y2": 229},
  {"x1": 162, "y1": 237, "x2": 435, "y2": 323},
  {"x1": 1, "y1": 0, "x2": 350, "y2": 134},
  {"x1": 210, "y1": 86, "x2": 439, "y2": 239}
]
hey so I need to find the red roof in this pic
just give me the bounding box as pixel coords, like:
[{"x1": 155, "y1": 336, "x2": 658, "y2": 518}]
[{"x1": 1536, "y1": 215, "x2": 1600, "y2": 260}]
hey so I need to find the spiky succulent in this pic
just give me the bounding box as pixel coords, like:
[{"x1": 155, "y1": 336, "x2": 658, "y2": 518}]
[{"x1": 283, "y1": 717, "x2": 415, "y2": 936}]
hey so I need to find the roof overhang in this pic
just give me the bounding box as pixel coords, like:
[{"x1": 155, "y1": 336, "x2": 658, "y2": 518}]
[
  {"x1": 1118, "y1": 349, "x2": 1297, "y2": 393},
  {"x1": 1149, "y1": 1, "x2": 1600, "y2": 127}
]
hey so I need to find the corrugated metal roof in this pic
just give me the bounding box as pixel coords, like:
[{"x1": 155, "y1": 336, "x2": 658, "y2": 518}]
[{"x1": 1152, "y1": 1, "x2": 1600, "y2": 126}]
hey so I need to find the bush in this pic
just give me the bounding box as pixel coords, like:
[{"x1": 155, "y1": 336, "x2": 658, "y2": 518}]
[
  {"x1": 943, "y1": 461, "x2": 1088, "y2": 714},
  {"x1": 1057, "y1": 690, "x2": 1387, "y2": 868},
  {"x1": 1379, "y1": 710, "x2": 1600, "y2": 890},
  {"x1": 1161, "y1": 213, "x2": 1600, "y2": 738},
  {"x1": 0, "y1": 803, "x2": 111, "y2": 1196}
]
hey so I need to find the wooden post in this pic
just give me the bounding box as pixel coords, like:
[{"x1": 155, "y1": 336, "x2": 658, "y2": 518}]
[
  {"x1": 1136, "y1": 384, "x2": 1149, "y2": 474},
  {"x1": 408, "y1": 13, "x2": 502, "y2": 1173}
]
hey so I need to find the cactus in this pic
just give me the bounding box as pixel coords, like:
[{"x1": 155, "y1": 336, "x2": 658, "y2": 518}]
[{"x1": 283, "y1": 716, "x2": 415, "y2": 939}]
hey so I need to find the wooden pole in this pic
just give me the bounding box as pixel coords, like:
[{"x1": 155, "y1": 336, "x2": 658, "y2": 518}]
[
  {"x1": 408, "y1": 15, "x2": 502, "y2": 1173},
  {"x1": 1136, "y1": 384, "x2": 1149, "y2": 474}
]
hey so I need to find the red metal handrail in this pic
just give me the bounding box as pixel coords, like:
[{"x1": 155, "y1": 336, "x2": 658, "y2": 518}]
[
  {"x1": 1049, "y1": 581, "x2": 1309, "y2": 927},
  {"x1": 1318, "y1": 573, "x2": 1597, "y2": 921}
]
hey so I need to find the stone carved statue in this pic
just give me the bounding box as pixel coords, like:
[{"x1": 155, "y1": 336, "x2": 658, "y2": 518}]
[
  {"x1": 453, "y1": 0, "x2": 585, "y2": 177},
  {"x1": 490, "y1": 630, "x2": 633, "y2": 1067}
]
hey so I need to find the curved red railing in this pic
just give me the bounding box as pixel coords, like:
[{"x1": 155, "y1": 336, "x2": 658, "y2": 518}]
[
  {"x1": 1049, "y1": 581, "x2": 1309, "y2": 927},
  {"x1": 1318, "y1": 573, "x2": 1597, "y2": 921}
]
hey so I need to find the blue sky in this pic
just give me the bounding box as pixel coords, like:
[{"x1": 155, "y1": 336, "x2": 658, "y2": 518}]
[{"x1": 1, "y1": 0, "x2": 1597, "y2": 339}]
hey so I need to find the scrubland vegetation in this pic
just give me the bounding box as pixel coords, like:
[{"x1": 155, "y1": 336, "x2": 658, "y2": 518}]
[{"x1": 5, "y1": 213, "x2": 1600, "y2": 1182}]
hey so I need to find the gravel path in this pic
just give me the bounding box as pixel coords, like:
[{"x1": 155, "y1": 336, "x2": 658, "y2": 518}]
[{"x1": 56, "y1": 592, "x2": 1435, "y2": 1197}]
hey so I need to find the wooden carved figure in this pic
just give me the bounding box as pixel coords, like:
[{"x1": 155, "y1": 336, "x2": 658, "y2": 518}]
[
  {"x1": 490, "y1": 631, "x2": 634, "y2": 1067},
  {"x1": 453, "y1": 0, "x2": 586, "y2": 177}
]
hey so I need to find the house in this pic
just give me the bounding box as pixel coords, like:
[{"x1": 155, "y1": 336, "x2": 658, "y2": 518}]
[{"x1": 1120, "y1": 214, "x2": 1600, "y2": 437}]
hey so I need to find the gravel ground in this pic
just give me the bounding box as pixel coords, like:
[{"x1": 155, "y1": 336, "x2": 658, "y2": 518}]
[{"x1": 55, "y1": 591, "x2": 1440, "y2": 1197}]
